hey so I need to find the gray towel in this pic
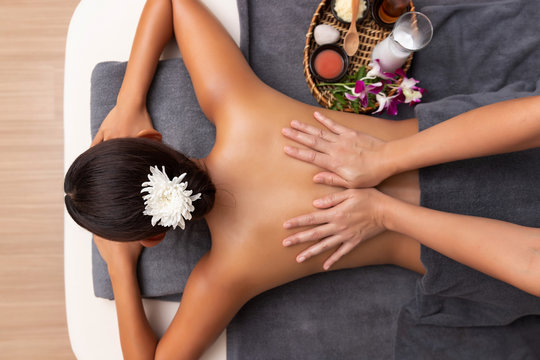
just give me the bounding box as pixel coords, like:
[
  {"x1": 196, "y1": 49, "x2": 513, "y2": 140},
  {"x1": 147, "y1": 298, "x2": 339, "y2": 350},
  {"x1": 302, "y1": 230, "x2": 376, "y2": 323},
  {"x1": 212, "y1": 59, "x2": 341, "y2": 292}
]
[{"x1": 90, "y1": 59, "x2": 215, "y2": 300}]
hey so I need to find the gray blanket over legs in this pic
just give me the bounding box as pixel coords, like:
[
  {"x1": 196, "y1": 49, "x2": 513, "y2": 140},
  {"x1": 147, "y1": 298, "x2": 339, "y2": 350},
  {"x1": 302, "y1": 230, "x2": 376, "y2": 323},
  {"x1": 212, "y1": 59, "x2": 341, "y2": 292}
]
[{"x1": 89, "y1": 0, "x2": 540, "y2": 358}]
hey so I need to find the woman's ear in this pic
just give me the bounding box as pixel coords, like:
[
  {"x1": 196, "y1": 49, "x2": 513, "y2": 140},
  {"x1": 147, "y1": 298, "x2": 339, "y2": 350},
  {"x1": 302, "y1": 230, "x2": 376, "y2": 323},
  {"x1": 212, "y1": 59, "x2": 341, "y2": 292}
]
[
  {"x1": 136, "y1": 129, "x2": 163, "y2": 142},
  {"x1": 140, "y1": 232, "x2": 166, "y2": 248}
]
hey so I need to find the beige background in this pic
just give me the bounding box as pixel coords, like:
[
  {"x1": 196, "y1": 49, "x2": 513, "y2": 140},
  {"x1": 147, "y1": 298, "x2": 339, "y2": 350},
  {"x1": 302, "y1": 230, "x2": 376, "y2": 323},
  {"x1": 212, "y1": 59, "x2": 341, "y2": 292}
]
[{"x1": 0, "y1": 0, "x2": 78, "y2": 358}]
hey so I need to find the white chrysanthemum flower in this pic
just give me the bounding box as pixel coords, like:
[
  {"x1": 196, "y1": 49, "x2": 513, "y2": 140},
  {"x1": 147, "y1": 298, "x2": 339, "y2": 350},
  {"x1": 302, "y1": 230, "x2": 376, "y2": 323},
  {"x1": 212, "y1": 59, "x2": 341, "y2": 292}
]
[{"x1": 141, "y1": 166, "x2": 201, "y2": 230}]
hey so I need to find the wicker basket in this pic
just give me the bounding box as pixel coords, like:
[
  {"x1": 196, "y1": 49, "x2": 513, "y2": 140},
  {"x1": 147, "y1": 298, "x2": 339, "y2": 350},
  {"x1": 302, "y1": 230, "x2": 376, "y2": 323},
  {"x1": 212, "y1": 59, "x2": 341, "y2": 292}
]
[{"x1": 303, "y1": 0, "x2": 414, "y2": 113}]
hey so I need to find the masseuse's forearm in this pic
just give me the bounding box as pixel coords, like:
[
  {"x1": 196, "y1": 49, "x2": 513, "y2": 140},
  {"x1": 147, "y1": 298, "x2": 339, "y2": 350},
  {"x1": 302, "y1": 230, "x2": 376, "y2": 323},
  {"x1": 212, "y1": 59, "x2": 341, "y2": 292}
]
[
  {"x1": 381, "y1": 195, "x2": 540, "y2": 297},
  {"x1": 385, "y1": 96, "x2": 540, "y2": 174},
  {"x1": 109, "y1": 265, "x2": 157, "y2": 360},
  {"x1": 117, "y1": 0, "x2": 173, "y2": 108}
]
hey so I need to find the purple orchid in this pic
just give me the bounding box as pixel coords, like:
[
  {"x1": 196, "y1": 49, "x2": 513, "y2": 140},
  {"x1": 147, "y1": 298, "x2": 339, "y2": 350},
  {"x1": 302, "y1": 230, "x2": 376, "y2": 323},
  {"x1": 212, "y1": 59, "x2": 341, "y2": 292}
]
[
  {"x1": 324, "y1": 64, "x2": 424, "y2": 116},
  {"x1": 394, "y1": 69, "x2": 424, "y2": 105},
  {"x1": 372, "y1": 92, "x2": 402, "y2": 115},
  {"x1": 344, "y1": 80, "x2": 384, "y2": 108},
  {"x1": 344, "y1": 80, "x2": 369, "y2": 107}
]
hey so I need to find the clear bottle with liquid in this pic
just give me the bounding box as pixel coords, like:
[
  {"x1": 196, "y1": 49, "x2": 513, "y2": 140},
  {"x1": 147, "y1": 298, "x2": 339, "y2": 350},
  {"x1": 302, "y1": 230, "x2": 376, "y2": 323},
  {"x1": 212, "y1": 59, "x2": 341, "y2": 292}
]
[{"x1": 371, "y1": 11, "x2": 433, "y2": 72}]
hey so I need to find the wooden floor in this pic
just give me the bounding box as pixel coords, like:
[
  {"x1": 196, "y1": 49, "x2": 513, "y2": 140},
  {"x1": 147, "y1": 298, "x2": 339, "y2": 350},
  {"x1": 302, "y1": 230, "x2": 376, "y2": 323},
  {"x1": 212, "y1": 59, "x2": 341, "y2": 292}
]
[{"x1": 0, "y1": 0, "x2": 78, "y2": 358}]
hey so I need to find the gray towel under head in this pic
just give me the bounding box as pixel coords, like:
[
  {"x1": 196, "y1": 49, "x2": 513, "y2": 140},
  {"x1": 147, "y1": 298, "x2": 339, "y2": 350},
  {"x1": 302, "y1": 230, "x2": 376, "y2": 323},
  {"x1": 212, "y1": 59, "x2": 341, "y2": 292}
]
[{"x1": 90, "y1": 59, "x2": 215, "y2": 300}]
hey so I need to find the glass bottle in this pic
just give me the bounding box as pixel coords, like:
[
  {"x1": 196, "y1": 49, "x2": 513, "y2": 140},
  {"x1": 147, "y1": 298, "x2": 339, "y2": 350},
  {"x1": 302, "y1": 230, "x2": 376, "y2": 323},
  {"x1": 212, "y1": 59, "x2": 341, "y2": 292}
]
[{"x1": 378, "y1": 0, "x2": 409, "y2": 25}]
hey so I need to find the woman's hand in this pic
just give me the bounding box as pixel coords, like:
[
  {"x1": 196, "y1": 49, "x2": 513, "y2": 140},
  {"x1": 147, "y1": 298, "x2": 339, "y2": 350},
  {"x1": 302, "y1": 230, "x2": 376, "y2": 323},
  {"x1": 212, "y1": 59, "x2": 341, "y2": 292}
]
[
  {"x1": 93, "y1": 235, "x2": 143, "y2": 273},
  {"x1": 282, "y1": 112, "x2": 395, "y2": 188},
  {"x1": 282, "y1": 188, "x2": 387, "y2": 270},
  {"x1": 91, "y1": 103, "x2": 155, "y2": 147}
]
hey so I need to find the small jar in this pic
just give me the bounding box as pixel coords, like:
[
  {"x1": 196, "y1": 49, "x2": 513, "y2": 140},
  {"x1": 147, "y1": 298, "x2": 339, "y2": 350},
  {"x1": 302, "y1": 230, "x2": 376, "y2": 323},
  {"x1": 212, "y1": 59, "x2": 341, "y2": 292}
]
[
  {"x1": 372, "y1": 0, "x2": 410, "y2": 29},
  {"x1": 330, "y1": 0, "x2": 368, "y2": 25},
  {"x1": 309, "y1": 44, "x2": 349, "y2": 82}
]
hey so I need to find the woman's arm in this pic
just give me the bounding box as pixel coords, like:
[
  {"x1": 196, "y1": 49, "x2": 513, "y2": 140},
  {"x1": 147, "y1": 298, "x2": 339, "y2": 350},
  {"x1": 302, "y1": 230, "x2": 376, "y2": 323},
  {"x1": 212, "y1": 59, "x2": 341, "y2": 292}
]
[
  {"x1": 96, "y1": 235, "x2": 251, "y2": 360},
  {"x1": 109, "y1": 260, "x2": 158, "y2": 359},
  {"x1": 92, "y1": 0, "x2": 173, "y2": 145},
  {"x1": 94, "y1": 237, "x2": 157, "y2": 359},
  {"x1": 170, "y1": 0, "x2": 265, "y2": 120},
  {"x1": 282, "y1": 96, "x2": 540, "y2": 188}
]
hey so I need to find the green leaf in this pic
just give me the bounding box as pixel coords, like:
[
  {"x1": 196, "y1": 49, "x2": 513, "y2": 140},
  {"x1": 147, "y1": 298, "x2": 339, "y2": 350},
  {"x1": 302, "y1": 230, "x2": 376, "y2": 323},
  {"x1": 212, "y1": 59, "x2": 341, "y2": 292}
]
[
  {"x1": 355, "y1": 66, "x2": 367, "y2": 81},
  {"x1": 352, "y1": 100, "x2": 359, "y2": 114},
  {"x1": 334, "y1": 93, "x2": 347, "y2": 105}
]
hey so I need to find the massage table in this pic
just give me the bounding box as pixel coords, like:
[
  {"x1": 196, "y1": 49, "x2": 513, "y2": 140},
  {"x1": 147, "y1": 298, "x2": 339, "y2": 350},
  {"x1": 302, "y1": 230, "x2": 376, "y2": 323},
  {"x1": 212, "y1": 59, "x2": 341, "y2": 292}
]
[
  {"x1": 65, "y1": 0, "x2": 540, "y2": 358},
  {"x1": 63, "y1": 0, "x2": 239, "y2": 358}
]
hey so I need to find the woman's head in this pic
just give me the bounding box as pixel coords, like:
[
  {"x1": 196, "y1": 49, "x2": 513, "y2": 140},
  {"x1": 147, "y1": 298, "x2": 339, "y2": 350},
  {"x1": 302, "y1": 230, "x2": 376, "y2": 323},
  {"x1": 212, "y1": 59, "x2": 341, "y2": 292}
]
[{"x1": 64, "y1": 138, "x2": 215, "y2": 241}]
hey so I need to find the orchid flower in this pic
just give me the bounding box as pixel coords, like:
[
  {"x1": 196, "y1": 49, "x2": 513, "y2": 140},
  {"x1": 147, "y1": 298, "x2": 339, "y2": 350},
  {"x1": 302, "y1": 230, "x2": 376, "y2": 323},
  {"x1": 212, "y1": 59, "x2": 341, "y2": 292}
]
[
  {"x1": 344, "y1": 80, "x2": 384, "y2": 108},
  {"x1": 344, "y1": 80, "x2": 369, "y2": 107},
  {"x1": 365, "y1": 59, "x2": 395, "y2": 80},
  {"x1": 372, "y1": 92, "x2": 402, "y2": 116},
  {"x1": 394, "y1": 69, "x2": 424, "y2": 105},
  {"x1": 321, "y1": 64, "x2": 424, "y2": 116}
]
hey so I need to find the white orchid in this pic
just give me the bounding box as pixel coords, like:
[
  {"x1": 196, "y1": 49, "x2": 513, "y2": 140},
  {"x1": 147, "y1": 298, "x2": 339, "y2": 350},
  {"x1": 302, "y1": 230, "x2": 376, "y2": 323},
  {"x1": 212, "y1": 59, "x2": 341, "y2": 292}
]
[
  {"x1": 141, "y1": 166, "x2": 201, "y2": 230},
  {"x1": 399, "y1": 76, "x2": 424, "y2": 104},
  {"x1": 365, "y1": 59, "x2": 395, "y2": 80},
  {"x1": 372, "y1": 92, "x2": 400, "y2": 115},
  {"x1": 392, "y1": 68, "x2": 425, "y2": 105}
]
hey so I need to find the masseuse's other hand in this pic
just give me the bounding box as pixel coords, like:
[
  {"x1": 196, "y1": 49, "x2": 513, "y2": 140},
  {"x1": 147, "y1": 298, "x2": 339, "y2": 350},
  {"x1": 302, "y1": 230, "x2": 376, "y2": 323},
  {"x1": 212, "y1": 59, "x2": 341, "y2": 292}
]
[
  {"x1": 282, "y1": 112, "x2": 392, "y2": 188},
  {"x1": 94, "y1": 235, "x2": 143, "y2": 272},
  {"x1": 91, "y1": 103, "x2": 155, "y2": 147},
  {"x1": 283, "y1": 188, "x2": 386, "y2": 270}
]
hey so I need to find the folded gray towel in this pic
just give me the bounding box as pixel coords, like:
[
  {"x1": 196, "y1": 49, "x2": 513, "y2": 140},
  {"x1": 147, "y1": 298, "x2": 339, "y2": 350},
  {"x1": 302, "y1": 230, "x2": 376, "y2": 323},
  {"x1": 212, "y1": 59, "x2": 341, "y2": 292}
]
[{"x1": 90, "y1": 59, "x2": 214, "y2": 300}]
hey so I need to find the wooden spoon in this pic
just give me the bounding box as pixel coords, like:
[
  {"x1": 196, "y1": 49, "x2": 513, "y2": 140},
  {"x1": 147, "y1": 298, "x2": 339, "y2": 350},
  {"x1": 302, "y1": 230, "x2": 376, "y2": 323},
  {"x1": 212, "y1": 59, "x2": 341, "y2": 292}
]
[{"x1": 343, "y1": 0, "x2": 360, "y2": 56}]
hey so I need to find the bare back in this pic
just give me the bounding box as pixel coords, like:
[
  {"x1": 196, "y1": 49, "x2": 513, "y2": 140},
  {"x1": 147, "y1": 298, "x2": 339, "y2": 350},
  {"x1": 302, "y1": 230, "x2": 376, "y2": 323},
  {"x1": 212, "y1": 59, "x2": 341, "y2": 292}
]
[{"x1": 204, "y1": 85, "x2": 419, "y2": 294}]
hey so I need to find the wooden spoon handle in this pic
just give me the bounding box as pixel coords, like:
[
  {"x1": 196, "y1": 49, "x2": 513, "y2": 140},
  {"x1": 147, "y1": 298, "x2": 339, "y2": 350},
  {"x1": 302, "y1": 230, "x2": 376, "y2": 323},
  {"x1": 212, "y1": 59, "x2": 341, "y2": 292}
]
[{"x1": 350, "y1": 0, "x2": 360, "y2": 29}]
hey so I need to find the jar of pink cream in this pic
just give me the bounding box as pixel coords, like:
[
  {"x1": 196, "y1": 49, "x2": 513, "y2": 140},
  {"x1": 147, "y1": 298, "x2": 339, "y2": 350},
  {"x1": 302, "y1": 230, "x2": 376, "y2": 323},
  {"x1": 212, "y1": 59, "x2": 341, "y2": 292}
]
[{"x1": 309, "y1": 44, "x2": 349, "y2": 82}]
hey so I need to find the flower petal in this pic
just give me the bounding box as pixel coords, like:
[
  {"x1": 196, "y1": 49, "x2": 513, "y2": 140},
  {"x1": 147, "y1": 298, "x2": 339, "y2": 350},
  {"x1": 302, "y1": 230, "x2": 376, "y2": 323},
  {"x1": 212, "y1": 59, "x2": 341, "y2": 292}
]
[{"x1": 354, "y1": 80, "x2": 366, "y2": 94}]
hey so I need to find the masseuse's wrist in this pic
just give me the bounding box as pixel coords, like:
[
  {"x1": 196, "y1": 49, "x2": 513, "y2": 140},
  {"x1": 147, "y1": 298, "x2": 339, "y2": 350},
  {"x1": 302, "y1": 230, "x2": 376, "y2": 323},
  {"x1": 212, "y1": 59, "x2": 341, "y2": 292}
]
[
  {"x1": 379, "y1": 140, "x2": 405, "y2": 179},
  {"x1": 378, "y1": 194, "x2": 410, "y2": 233}
]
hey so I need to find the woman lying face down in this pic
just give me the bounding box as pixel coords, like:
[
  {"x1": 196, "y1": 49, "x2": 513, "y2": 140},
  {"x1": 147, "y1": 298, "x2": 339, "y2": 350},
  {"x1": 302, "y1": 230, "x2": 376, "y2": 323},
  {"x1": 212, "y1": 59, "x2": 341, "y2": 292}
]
[
  {"x1": 65, "y1": 113, "x2": 422, "y2": 360},
  {"x1": 64, "y1": 0, "x2": 540, "y2": 358}
]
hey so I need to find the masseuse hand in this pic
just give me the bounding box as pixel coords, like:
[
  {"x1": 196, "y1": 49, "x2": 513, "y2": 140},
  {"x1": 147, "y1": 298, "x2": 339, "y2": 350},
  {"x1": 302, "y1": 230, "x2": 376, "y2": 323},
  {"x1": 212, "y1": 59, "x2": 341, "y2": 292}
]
[
  {"x1": 91, "y1": 102, "x2": 155, "y2": 147},
  {"x1": 283, "y1": 188, "x2": 386, "y2": 270},
  {"x1": 282, "y1": 112, "x2": 393, "y2": 188},
  {"x1": 93, "y1": 235, "x2": 143, "y2": 272}
]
